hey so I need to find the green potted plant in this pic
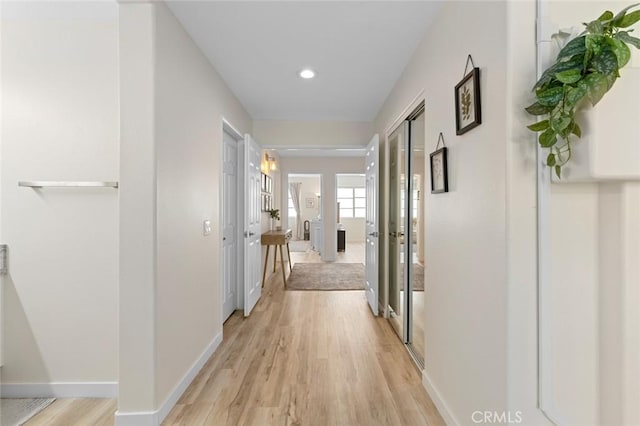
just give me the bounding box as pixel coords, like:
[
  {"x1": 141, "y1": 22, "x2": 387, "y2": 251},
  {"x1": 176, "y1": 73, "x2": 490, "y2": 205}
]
[
  {"x1": 525, "y1": 4, "x2": 640, "y2": 178},
  {"x1": 268, "y1": 208, "x2": 280, "y2": 231}
]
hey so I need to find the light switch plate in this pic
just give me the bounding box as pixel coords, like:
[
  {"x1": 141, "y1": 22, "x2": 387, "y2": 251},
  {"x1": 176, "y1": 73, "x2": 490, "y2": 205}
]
[{"x1": 203, "y1": 220, "x2": 212, "y2": 236}]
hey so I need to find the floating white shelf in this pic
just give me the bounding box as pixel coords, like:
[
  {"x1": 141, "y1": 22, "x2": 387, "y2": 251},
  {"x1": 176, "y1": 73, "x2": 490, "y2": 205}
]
[{"x1": 18, "y1": 181, "x2": 119, "y2": 188}]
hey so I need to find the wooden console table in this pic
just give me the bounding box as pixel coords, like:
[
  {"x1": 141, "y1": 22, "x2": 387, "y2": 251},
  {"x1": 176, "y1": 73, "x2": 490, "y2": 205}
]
[{"x1": 261, "y1": 229, "x2": 292, "y2": 287}]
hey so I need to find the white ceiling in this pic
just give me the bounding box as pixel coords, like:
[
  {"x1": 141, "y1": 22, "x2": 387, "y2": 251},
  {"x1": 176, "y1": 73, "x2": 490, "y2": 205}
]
[{"x1": 166, "y1": 1, "x2": 441, "y2": 122}]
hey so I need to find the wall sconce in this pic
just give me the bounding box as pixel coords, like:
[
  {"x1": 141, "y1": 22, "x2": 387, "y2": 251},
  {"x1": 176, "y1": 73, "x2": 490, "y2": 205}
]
[{"x1": 266, "y1": 154, "x2": 276, "y2": 171}]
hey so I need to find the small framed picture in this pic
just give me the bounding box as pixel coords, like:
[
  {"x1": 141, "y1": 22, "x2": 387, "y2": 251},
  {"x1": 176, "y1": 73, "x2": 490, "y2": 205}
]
[
  {"x1": 455, "y1": 67, "x2": 481, "y2": 135},
  {"x1": 305, "y1": 197, "x2": 315, "y2": 208},
  {"x1": 261, "y1": 173, "x2": 267, "y2": 193},
  {"x1": 266, "y1": 176, "x2": 272, "y2": 194},
  {"x1": 430, "y1": 147, "x2": 448, "y2": 194}
]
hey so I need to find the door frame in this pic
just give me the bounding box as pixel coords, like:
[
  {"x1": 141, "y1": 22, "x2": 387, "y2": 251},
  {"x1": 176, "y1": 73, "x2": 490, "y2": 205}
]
[{"x1": 220, "y1": 118, "x2": 245, "y2": 327}]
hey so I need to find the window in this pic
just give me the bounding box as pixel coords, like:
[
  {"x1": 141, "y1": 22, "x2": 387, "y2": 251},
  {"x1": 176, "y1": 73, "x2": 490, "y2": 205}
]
[{"x1": 337, "y1": 187, "x2": 366, "y2": 218}]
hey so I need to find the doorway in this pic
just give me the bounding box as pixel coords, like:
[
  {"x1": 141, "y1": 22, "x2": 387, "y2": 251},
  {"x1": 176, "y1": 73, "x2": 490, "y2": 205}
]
[
  {"x1": 222, "y1": 124, "x2": 243, "y2": 322},
  {"x1": 336, "y1": 174, "x2": 366, "y2": 263},
  {"x1": 386, "y1": 101, "x2": 426, "y2": 367},
  {"x1": 286, "y1": 173, "x2": 322, "y2": 255}
]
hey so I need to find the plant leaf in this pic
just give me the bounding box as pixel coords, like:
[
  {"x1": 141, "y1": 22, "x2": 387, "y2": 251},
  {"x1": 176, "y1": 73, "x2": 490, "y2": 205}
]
[
  {"x1": 619, "y1": 10, "x2": 640, "y2": 27},
  {"x1": 565, "y1": 85, "x2": 588, "y2": 107},
  {"x1": 586, "y1": 34, "x2": 607, "y2": 56},
  {"x1": 555, "y1": 165, "x2": 562, "y2": 179},
  {"x1": 571, "y1": 123, "x2": 582, "y2": 138},
  {"x1": 616, "y1": 31, "x2": 640, "y2": 49},
  {"x1": 590, "y1": 48, "x2": 619, "y2": 74},
  {"x1": 527, "y1": 120, "x2": 550, "y2": 131},
  {"x1": 533, "y1": 56, "x2": 583, "y2": 90},
  {"x1": 557, "y1": 36, "x2": 586, "y2": 61},
  {"x1": 546, "y1": 153, "x2": 557, "y2": 167},
  {"x1": 580, "y1": 73, "x2": 610, "y2": 105},
  {"x1": 612, "y1": 3, "x2": 640, "y2": 26},
  {"x1": 597, "y1": 10, "x2": 614, "y2": 22},
  {"x1": 585, "y1": 19, "x2": 605, "y2": 34},
  {"x1": 551, "y1": 115, "x2": 571, "y2": 132},
  {"x1": 536, "y1": 86, "x2": 564, "y2": 107},
  {"x1": 607, "y1": 37, "x2": 631, "y2": 67},
  {"x1": 525, "y1": 102, "x2": 554, "y2": 116},
  {"x1": 555, "y1": 69, "x2": 582, "y2": 84},
  {"x1": 539, "y1": 128, "x2": 558, "y2": 148}
]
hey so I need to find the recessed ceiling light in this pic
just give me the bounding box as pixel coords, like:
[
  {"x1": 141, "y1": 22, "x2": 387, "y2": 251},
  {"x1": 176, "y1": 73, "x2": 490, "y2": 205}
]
[{"x1": 299, "y1": 69, "x2": 316, "y2": 79}]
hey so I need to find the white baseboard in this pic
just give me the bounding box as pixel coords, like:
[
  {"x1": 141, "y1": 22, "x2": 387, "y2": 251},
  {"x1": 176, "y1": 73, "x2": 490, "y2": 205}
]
[
  {"x1": 115, "y1": 332, "x2": 222, "y2": 426},
  {"x1": 1, "y1": 381, "x2": 117, "y2": 398},
  {"x1": 114, "y1": 411, "x2": 158, "y2": 426},
  {"x1": 156, "y1": 332, "x2": 222, "y2": 422},
  {"x1": 422, "y1": 370, "x2": 460, "y2": 426}
]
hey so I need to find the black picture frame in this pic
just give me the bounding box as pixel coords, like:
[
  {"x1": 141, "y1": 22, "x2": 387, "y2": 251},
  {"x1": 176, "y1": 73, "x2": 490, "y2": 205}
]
[
  {"x1": 430, "y1": 147, "x2": 448, "y2": 194},
  {"x1": 455, "y1": 67, "x2": 481, "y2": 135}
]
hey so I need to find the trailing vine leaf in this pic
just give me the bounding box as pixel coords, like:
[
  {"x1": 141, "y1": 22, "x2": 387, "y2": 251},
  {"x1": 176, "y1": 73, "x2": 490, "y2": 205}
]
[
  {"x1": 539, "y1": 128, "x2": 557, "y2": 148},
  {"x1": 546, "y1": 153, "x2": 556, "y2": 167},
  {"x1": 607, "y1": 37, "x2": 631, "y2": 67},
  {"x1": 619, "y1": 10, "x2": 640, "y2": 27},
  {"x1": 616, "y1": 31, "x2": 640, "y2": 49},
  {"x1": 525, "y1": 102, "x2": 554, "y2": 115},
  {"x1": 527, "y1": 120, "x2": 550, "y2": 131},
  {"x1": 555, "y1": 69, "x2": 582, "y2": 84},
  {"x1": 526, "y1": 4, "x2": 640, "y2": 178},
  {"x1": 597, "y1": 10, "x2": 614, "y2": 22}
]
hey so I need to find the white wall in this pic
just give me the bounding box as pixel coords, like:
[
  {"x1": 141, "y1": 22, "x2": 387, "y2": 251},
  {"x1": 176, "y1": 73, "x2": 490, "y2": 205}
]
[
  {"x1": 375, "y1": 1, "x2": 509, "y2": 422},
  {"x1": 155, "y1": 0, "x2": 252, "y2": 415},
  {"x1": 118, "y1": 1, "x2": 252, "y2": 420},
  {"x1": 254, "y1": 120, "x2": 373, "y2": 148},
  {"x1": 279, "y1": 157, "x2": 365, "y2": 261},
  {"x1": 1, "y1": 1, "x2": 118, "y2": 394}
]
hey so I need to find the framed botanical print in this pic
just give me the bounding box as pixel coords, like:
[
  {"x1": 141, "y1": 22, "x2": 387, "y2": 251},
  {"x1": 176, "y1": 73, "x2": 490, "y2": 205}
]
[
  {"x1": 455, "y1": 67, "x2": 481, "y2": 135},
  {"x1": 430, "y1": 147, "x2": 448, "y2": 194}
]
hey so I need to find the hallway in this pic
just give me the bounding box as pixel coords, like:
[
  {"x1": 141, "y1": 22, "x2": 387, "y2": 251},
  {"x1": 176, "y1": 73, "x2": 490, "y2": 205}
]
[
  {"x1": 27, "y1": 268, "x2": 443, "y2": 425},
  {"x1": 165, "y1": 276, "x2": 443, "y2": 425}
]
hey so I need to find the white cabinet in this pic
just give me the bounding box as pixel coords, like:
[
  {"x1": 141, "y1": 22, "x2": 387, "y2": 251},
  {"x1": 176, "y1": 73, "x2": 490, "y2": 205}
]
[{"x1": 310, "y1": 219, "x2": 323, "y2": 255}]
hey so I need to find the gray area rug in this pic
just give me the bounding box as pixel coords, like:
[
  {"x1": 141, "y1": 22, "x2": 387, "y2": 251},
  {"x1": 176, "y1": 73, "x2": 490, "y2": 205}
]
[
  {"x1": 1, "y1": 398, "x2": 55, "y2": 426},
  {"x1": 399, "y1": 263, "x2": 425, "y2": 291},
  {"x1": 286, "y1": 262, "x2": 364, "y2": 290}
]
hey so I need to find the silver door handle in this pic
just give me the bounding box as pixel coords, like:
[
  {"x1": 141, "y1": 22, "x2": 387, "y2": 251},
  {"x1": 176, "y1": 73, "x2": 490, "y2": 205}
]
[
  {"x1": 249, "y1": 232, "x2": 255, "y2": 236},
  {"x1": 368, "y1": 232, "x2": 378, "y2": 237},
  {"x1": 223, "y1": 237, "x2": 226, "y2": 241}
]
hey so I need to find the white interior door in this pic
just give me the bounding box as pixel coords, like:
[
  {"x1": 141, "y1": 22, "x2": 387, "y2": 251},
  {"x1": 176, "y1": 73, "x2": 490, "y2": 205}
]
[
  {"x1": 365, "y1": 134, "x2": 380, "y2": 316},
  {"x1": 222, "y1": 130, "x2": 238, "y2": 321},
  {"x1": 243, "y1": 134, "x2": 262, "y2": 316}
]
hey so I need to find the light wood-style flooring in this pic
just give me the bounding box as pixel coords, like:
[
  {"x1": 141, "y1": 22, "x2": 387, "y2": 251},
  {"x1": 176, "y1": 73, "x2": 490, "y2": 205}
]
[
  {"x1": 26, "y1": 243, "x2": 443, "y2": 425},
  {"x1": 163, "y1": 281, "x2": 443, "y2": 425},
  {"x1": 26, "y1": 398, "x2": 115, "y2": 425}
]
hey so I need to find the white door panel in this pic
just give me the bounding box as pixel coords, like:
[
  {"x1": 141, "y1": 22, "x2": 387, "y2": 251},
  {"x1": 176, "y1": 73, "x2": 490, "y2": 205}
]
[
  {"x1": 222, "y1": 131, "x2": 238, "y2": 321},
  {"x1": 244, "y1": 134, "x2": 262, "y2": 316},
  {"x1": 365, "y1": 134, "x2": 379, "y2": 316}
]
